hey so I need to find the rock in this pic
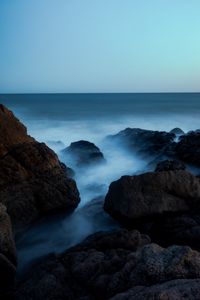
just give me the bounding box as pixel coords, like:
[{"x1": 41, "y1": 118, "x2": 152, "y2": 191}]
[
  {"x1": 0, "y1": 104, "x2": 34, "y2": 156},
  {"x1": 104, "y1": 170, "x2": 200, "y2": 224},
  {"x1": 14, "y1": 230, "x2": 200, "y2": 300},
  {"x1": 60, "y1": 162, "x2": 75, "y2": 178},
  {"x1": 107, "y1": 128, "x2": 175, "y2": 157},
  {"x1": 141, "y1": 213, "x2": 200, "y2": 251},
  {"x1": 110, "y1": 279, "x2": 200, "y2": 300},
  {"x1": 0, "y1": 204, "x2": 16, "y2": 291},
  {"x1": 14, "y1": 229, "x2": 150, "y2": 300},
  {"x1": 62, "y1": 140, "x2": 105, "y2": 167},
  {"x1": 170, "y1": 128, "x2": 185, "y2": 135},
  {"x1": 155, "y1": 159, "x2": 186, "y2": 172},
  {"x1": 176, "y1": 130, "x2": 200, "y2": 166},
  {"x1": 0, "y1": 105, "x2": 80, "y2": 233}
]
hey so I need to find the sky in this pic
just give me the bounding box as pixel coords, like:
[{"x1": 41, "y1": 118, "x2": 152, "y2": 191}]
[{"x1": 0, "y1": 0, "x2": 200, "y2": 93}]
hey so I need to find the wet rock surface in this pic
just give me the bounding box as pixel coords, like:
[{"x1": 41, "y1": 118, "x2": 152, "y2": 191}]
[
  {"x1": 2, "y1": 104, "x2": 200, "y2": 299},
  {"x1": 62, "y1": 140, "x2": 105, "y2": 167},
  {"x1": 104, "y1": 170, "x2": 200, "y2": 223},
  {"x1": 0, "y1": 105, "x2": 80, "y2": 235},
  {"x1": 107, "y1": 127, "x2": 175, "y2": 157},
  {"x1": 13, "y1": 230, "x2": 200, "y2": 300}
]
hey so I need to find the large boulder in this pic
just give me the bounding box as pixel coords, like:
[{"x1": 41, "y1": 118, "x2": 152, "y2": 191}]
[
  {"x1": 62, "y1": 140, "x2": 105, "y2": 167},
  {"x1": 176, "y1": 130, "x2": 200, "y2": 166},
  {"x1": 0, "y1": 104, "x2": 80, "y2": 233},
  {"x1": 14, "y1": 229, "x2": 200, "y2": 300},
  {"x1": 104, "y1": 170, "x2": 200, "y2": 224},
  {"x1": 107, "y1": 128, "x2": 175, "y2": 157}
]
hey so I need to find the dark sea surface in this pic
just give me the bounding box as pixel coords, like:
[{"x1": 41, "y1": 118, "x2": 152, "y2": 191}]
[{"x1": 1, "y1": 92, "x2": 200, "y2": 274}]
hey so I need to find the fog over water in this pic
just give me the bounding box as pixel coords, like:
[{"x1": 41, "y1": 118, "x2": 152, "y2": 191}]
[{"x1": 1, "y1": 93, "x2": 200, "y2": 274}]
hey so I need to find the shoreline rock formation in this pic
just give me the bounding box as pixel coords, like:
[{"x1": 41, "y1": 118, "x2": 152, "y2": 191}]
[
  {"x1": 2, "y1": 104, "x2": 200, "y2": 299},
  {"x1": 62, "y1": 140, "x2": 106, "y2": 167}
]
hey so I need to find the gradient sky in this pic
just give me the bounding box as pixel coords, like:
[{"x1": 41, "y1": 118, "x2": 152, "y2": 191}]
[{"x1": 0, "y1": 0, "x2": 200, "y2": 93}]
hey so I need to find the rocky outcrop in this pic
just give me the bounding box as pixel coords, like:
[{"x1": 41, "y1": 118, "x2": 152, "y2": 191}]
[
  {"x1": 0, "y1": 104, "x2": 34, "y2": 156},
  {"x1": 0, "y1": 204, "x2": 16, "y2": 292},
  {"x1": 155, "y1": 159, "x2": 186, "y2": 172},
  {"x1": 110, "y1": 279, "x2": 200, "y2": 300},
  {"x1": 14, "y1": 229, "x2": 200, "y2": 300},
  {"x1": 170, "y1": 127, "x2": 185, "y2": 135},
  {"x1": 107, "y1": 128, "x2": 175, "y2": 157},
  {"x1": 104, "y1": 170, "x2": 200, "y2": 224},
  {"x1": 0, "y1": 104, "x2": 80, "y2": 234},
  {"x1": 176, "y1": 130, "x2": 200, "y2": 166},
  {"x1": 62, "y1": 140, "x2": 105, "y2": 167}
]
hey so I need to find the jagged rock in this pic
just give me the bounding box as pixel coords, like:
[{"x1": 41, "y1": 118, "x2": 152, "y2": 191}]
[
  {"x1": 104, "y1": 170, "x2": 200, "y2": 224},
  {"x1": 62, "y1": 140, "x2": 105, "y2": 167},
  {"x1": 0, "y1": 104, "x2": 34, "y2": 156},
  {"x1": 155, "y1": 159, "x2": 186, "y2": 172},
  {"x1": 0, "y1": 104, "x2": 80, "y2": 233},
  {"x1": 14, "y1": 230, "x2": 200, "y2": 300},
  {"x1": 107, "y1": 128, "x2": 175, "y2": 157},
  {"x1": 176, "y1": 130, "x2": 200, "y2": 166},
  {"x1": 110, "y1": 279, "x2": 200, "y2": 300}
]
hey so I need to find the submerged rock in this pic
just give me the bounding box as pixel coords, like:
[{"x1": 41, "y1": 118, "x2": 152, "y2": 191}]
[
  {"x1": 104, "y1": 170, "x2": 200, "y2": 224},
  {"x1": 62, "y1": 140, "x2": 105, "y2": 167}
]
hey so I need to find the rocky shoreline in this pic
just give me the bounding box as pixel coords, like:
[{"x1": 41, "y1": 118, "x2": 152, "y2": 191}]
[{"x1": 1, "y1": 104, "x2": 200, "y2": 299}]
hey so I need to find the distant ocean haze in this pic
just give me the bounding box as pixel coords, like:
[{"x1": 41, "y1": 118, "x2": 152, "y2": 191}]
[{"x1": 1, "y1": 93, "x2": 200, "y2": 146}]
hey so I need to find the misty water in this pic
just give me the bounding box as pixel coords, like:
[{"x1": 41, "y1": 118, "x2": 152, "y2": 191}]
[{"x1": 1, "y1": 93, "x2": 200, "y2": 274}]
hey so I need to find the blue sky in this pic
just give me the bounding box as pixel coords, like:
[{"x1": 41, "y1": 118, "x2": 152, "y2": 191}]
[{"x1": 0, "y1": 0, "x2": 200, "y2": 93}]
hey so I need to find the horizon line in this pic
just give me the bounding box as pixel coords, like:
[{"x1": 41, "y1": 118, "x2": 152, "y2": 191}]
[{"x1": 0, "y1": 91, "x2": 200, "y2": 95}]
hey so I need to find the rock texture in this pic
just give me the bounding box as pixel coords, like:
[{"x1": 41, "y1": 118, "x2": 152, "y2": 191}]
[
  {"x1": 104, "y1": 170, "x2": 200, "y2": 224},
  {"x1": 62, "y1": 140, "x2": 105, "y2": 167},
  {"x1": 176, "y1": 130, "x2": 200, "y2": 166},
  {"x1": 0, "y1": 104, "x2": 80, "y2": 234},
  {"x1": 0, "y1": 104, "x2": 34, "y2": 156},
  {"x1": 170, "y1": 127, "x2": 185, "y2": 135},
  {"x1": 155, "y1": 159, "x2": 186, "y2": 172},
  {"x1": 14, "y1": 229, "x2": 200, "y2": 300},
  {"x1": 107, "y1": 128, "x2": 175, "y2": 157},
  {"x1": 0, "y1": 204, "x2": 16, "y2": 292}
]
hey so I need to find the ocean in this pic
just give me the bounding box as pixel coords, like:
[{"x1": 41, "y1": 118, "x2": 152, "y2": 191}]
[{"x1": 1, "y1": 92, "x2": 200, "y2": 274}]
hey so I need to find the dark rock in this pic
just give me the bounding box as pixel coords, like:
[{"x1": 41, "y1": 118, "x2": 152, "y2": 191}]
[
  {"x1": 107, "y1": 128, "x2": 175, "y2": 157},
  {"x1": 170, "y1": 128, "x2": 185, "y2": 135},
  {"x1": 0, "y1": 105, "x2": 80, "y2": 234},
  {"x1": 0, "y1": 204, "x2": 16, "y2": 291},
  {"x1": 14, "y1": 229, "x2": 200, "y2": 300},
  {"x1": 139, "y1": 213, "x2": 200, "y2": 251},
  {"x1": 0, "y1": 104, "x2": 34, "y2": 156},
  {"x1": 176, "y1": 130, "x2": 200, "y2": 166},
  {"x1": 104, "y1": 170, "x2": 200, "y2": 224},
  {"x1": 62, "y1": 140, "x2": 105, "y2": 167},
  {"x1": 60, "y1": 162, "x2": 75, "y2": 178},
  {"x1": 110, "y1": 279, "x2": 200, "y2": 300},
  {"x1": 155, "y1": 159, "x2": 186, "y2": 172}
]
